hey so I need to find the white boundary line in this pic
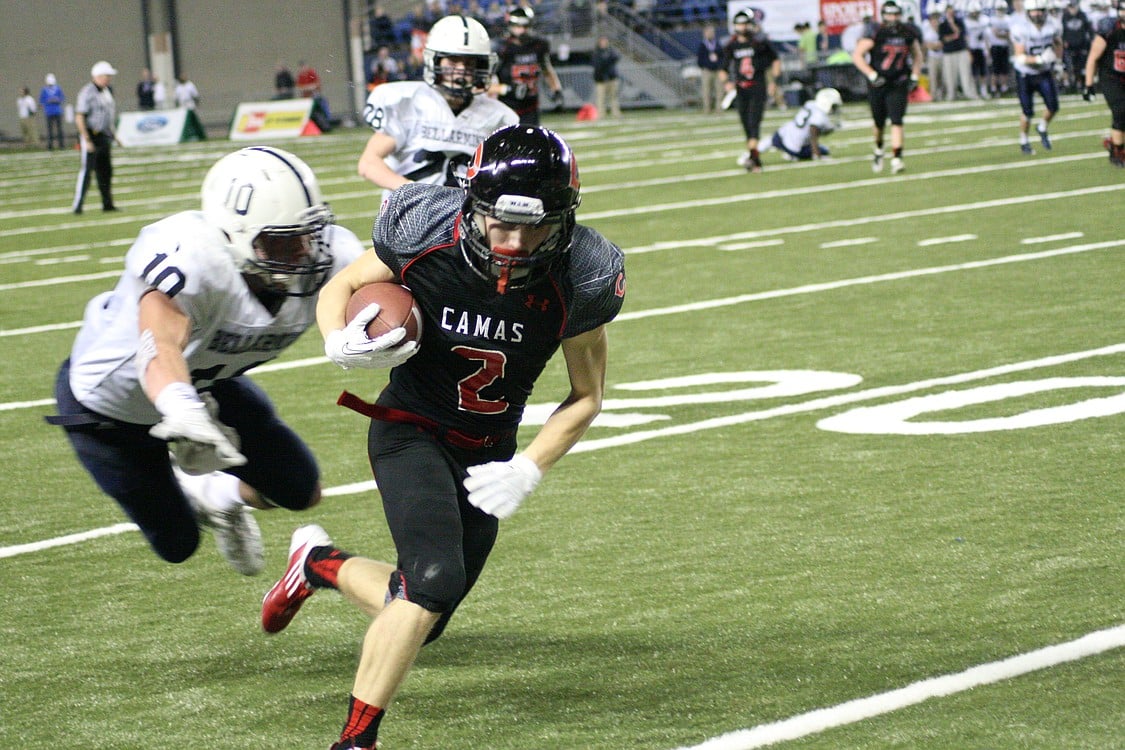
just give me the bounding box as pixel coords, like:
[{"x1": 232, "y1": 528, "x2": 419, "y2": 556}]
[{"x1": 673, "y1": 625, "x2": 1125, "y2": 750}]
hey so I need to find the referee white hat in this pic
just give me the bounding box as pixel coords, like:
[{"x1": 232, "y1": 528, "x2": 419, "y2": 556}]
[{"x1": 91, "y1": 61, "x2": 118, "y2": 77}]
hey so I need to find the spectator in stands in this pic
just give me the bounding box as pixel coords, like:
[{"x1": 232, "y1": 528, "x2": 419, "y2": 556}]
[
  {"x1": 368, "y1": 46, "x2": 401, "y2": 91},
  {"x1": 698, "y1": 24, "x2": 724, "y2": 112},
  {"x1": 592, "y1": 35, "x2": 622, "y2": 118},
  {"x1": 403, "y1": 46, "x2": 426, "y2": 81},
  {"x1": 369, "y1": 3, "x2": 399, "y2": 49}
]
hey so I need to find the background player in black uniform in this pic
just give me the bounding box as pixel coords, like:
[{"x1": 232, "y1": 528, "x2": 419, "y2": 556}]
[
  {"x1": 719, "y1": 10, "x2": 780, "y2": 173},
  {"x1": 852, "y1": 1, "x2": 923, "y2": 175},
  {"x1": 490, "y1": 7, "x2": 564, "y2": 125},
  {"x1": 261, "y1": 126, "x2": 626, "y2": 750},
  {"x1": 1085, "y1": 1, "x2": 1125, "y2": 166}
]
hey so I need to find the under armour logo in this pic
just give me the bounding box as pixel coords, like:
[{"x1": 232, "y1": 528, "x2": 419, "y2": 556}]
[{"x1": 524, "y1": 295, "x2": 550, "y2": 312}]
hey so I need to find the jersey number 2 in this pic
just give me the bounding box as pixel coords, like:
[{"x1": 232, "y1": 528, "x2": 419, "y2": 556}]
[{"x1": 452, "y1": 345, "x2": 508, "y2": 414}]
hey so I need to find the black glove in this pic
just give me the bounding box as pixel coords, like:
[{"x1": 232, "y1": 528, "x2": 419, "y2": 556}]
[
  {"x1": 550, "y1": 88, "x2": 564, "y2": 105},
  {"x1": 1083, "y1": 85, "x2": 1096, "y2": 102}
]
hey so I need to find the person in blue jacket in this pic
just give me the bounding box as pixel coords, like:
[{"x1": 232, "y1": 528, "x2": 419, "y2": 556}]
[{"x1": 39, "y1": 73, "x2": 66, "y2": 150}]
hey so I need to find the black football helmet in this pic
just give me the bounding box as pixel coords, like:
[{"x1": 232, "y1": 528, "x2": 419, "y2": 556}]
[{"x1": 460, "y1": 125, "x2": 581, "y2": 294}]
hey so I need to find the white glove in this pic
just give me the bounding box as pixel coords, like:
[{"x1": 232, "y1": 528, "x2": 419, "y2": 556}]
[
  {"x1": 324, "y1": 303, "x2": 419, "y2": 370},
  {"x1": 1037, "y1": 48, "x2": 1056, "y2": 66},
  {"x1": 463, "y1": 454, "x2": 542, "y2": 520},
  {"x1": 150, "y1": 385, "x2": 246, "y2": 475}
]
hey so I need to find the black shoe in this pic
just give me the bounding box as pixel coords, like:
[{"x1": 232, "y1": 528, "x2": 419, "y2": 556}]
[
  {"x1": 73, "y1": 206, "x2": 83, "y2": 215},
  {"x1": 103, "y1": 205, "x2": 118, "y2": 212}
]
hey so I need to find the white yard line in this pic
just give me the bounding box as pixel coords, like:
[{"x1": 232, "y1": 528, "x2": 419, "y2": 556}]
[{"x1": 671, "y1": 625, "x2": 1125, "y2": 750}]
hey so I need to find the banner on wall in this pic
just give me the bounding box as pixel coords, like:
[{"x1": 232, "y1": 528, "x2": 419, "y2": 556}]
[
  {"x1": 819, "y1": 0, "x2": 878, "y2": 35},
  {"x1": 228, "y1": 98, "x2": 325, "y2": 141},
  {"x1": 727, "y1": 0, "x2": 819, "y2": 42},
  {"x1": 117, "y1": 108, "x2": 206, "y2": 147}
]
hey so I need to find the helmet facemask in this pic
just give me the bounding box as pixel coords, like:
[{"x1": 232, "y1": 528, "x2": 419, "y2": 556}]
[
  {"x1": 241, "y1": 205, "x2": 334, "y2": 298},
  {"x1": 458, "y1": 126, "x2": 581, "y2": 295}
]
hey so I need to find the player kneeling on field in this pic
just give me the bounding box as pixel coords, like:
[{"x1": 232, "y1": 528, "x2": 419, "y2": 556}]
[{"x1": 764, "y1": 88, "x2": 843, "y2": 162}]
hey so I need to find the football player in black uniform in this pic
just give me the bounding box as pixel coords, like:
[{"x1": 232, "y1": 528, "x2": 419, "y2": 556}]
[
  {"x1": 719, "y1": 10, "x2": 781, "y2": 173},
  {"x1": 491, "y1": 7, "x2": 564, "y2": 125},
  {"x1": 261, "y1": 126, "x2": 626, "y2": 750},
  {"x1": 1084, "y1": 0, "x2": 1125, "y2": 166},
  {"x1": 852, "y1": 1, "x2": 924, "y2": 174}
]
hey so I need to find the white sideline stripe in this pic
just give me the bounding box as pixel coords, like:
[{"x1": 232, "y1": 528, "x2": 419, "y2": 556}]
[
  {"x1": 5, "y1": 342, "x2": 1121, "y2": 559},
  {"x1": 672, "y1": 625, "x2": 1125, "y2": 750},
  {"x1": 0, "y1": 522, "x2": 138, "y2": 559}
]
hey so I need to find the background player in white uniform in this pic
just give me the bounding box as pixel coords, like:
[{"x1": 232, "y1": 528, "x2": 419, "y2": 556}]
[
  {"x1": 357, "y1": 15, "x2": 518, "y2": 201},
  {"x1": 1011, "y1": 0, "x2": 1064, "y2": 154},
  {"x1": 986, "y1": 0, "x2": 1013, "y2": 96},
  {"x1": 965, "y1": 1, "x2": 993, "y2": 97},
  {"x1": 764, "y1": 87, "x2": 843, "y2": 161},
  {"x1": 48, "y1": 147, "x2": 364, "y2": 576}
]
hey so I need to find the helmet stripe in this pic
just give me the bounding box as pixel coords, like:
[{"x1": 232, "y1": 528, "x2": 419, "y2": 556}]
[{"x1": 245, "y1": 146, "x2": 314, "y2": 207}]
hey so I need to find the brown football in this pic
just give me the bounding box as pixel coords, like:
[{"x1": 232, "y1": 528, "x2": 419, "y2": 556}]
[{"x1": 345, "y1": 282, "x2": 423, "y2": 343}]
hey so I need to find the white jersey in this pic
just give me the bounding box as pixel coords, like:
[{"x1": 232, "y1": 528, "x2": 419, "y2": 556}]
[
  {"x1": 985, "y1": 14, "x2": 1011, "y2": 48},
  {"x1": 68, "y1": 211, "x2": 363, "y2": 424},
  {"x1": 362, "y1": 81, "x2": 518, "y2": 198},
  {"x1": 774, "y1": 101, "x2": 835, "y2": 154},
  {"x1": 965, "y1": 15, "x2": 991, "y2": 51},
  {"x1": 1010, "y1": 17, "x2": 1061, "y2": 74}
]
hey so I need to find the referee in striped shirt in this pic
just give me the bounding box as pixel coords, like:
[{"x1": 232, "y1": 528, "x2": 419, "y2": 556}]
[{"x1": 73, "y1": 61, "x2": 119, "y2": 214}]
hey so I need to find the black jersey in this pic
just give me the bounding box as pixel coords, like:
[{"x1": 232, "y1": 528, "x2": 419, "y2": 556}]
[
  {"x1": 371, "y1": 183, "x2": 625, "y2": 436},
  {"x1": 863, "y1": 21, "x2": 922, "y2": 82},
  {"x1": 720, "y1": 34, "x2": 778, "y2": 88},
  {"x1": 1096, "y1": 18, "x2": 1125, "y2": 84},
  {"x1": 496, "y1": 35, "x2": 553, "y2": 117}
]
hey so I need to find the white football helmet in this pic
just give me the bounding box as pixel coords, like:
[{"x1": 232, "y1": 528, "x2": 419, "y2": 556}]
[
  {"x1": 201, "y1": 147, "x2": 334, "y2": 297},
  {"x1": 814, "y1": 87, "x2": 842, "y2": 116},
  {"x1": 1025, "y1": 0, "x2": 1049, "y2": 18},
  {"x1": 993, "y1": 0, "x2": 1008, "y2": 13},
  {"x1": 966, "y1": 0, "x2": 982, "y2": 13},
  {"x1": 424, "y1": 15, "x2": 497, "y2": 99}
]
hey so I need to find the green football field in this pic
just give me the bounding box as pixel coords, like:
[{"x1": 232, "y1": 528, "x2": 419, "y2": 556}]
[{"x1": 1, "y1": 96, "x2": 1122, "y2": 749}]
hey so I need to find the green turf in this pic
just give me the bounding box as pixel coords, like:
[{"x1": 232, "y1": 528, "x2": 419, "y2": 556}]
[{"x1": 1, "y1": 97, "x2": 1121, "y2": 749}]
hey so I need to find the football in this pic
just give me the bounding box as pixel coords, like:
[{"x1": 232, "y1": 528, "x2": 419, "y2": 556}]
[{"x1": 345, "y1": 282, "x2": 423, "y2": 344}]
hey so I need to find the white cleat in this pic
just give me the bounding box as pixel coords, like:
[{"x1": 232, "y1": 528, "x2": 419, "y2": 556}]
[
  {"x1": 175, "y1": 467, "x2": 264, "y2": 576},
  {"x1": 891, "y1": 157, "x2": 905, "y2": 174},
  {"x1": 872, "y1": 149, "x2": 885, "y2": 173}
]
